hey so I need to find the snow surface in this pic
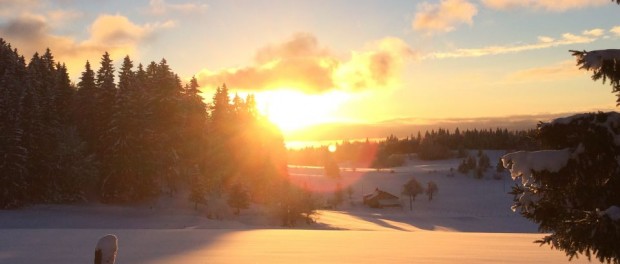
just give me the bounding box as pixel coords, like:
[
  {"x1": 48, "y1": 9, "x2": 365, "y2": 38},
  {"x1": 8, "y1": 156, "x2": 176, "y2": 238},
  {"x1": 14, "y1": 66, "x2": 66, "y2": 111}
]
[{"x1": 0, "y1": 151, "x2": 596, "y2": 263}]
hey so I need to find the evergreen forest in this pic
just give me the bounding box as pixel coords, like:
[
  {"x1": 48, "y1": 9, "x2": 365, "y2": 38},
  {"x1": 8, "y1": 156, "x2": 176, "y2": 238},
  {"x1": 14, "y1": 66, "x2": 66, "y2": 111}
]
[
  {"x1": 0, "y1": 39, "x2": 298, "y2": 219},
  {"x1": 288, "y1": 127, "x2": 540, "y2": 168}
]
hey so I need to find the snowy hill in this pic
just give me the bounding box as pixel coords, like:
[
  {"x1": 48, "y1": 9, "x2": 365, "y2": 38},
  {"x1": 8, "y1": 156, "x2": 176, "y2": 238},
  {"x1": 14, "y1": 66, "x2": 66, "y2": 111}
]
[{"x1": 0, "y1": 151, "x2": 595, "y2": 263}]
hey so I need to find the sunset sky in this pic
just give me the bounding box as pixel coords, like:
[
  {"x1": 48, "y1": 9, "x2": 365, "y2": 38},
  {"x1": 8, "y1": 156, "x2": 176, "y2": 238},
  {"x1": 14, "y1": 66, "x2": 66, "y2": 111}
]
[{"x1": 1, "y1": 0, "x2": 619, "y2": 141}]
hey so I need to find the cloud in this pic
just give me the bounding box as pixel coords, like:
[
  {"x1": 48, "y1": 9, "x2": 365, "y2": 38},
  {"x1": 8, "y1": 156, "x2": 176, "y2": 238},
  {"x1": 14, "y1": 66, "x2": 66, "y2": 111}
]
[
  {"x1": 427, "y1": 29, "x2": 599, "y2": 59},
  {"x1": 507, "y1": 60, "x2": 585, "y2": 82},
  {"x1": 195, "y1": 33, "x2": 415, "y2": 94},
  {"x1": 0, "y1": 0, "x2": 41, "y2": 16},
  {"x1": 46, "y1": 9, "x2": 83, "y2": 26},
  {"x1": 148, "y1": 0, "x2": 208, "y2": 15},
  {"x1": 481, "y1": 0, "x2": 608, "y2": 12},
  {"x1": 583, "y1": 28, "x2": 604, "y2": 37},
  {"x1": 611, "y1": 26, "x2": 620, "y2": 36},
  {"x1": 335, "y1": 37, "x2": 416, "y2": 90},
  {"x1": 412, "y1": 0, "x2": 478, "y2": 34},
  {"x1": 0, "y1": 13, "x2": 174, "y2": 77},
  {"x1": 537, "y1": 36, "x2": 555, "y2": 43}
]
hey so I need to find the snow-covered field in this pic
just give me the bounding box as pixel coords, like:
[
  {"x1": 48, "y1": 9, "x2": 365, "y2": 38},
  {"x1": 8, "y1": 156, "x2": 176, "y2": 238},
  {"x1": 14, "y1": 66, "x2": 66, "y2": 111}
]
[{"x1": 0, "y1": 151, "x2": 595, "y2": 263}]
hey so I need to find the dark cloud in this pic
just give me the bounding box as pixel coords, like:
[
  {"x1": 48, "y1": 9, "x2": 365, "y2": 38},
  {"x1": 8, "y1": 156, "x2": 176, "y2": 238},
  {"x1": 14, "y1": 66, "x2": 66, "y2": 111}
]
[{"x1": 1, "y1": 15, "x2": 47, "y2": 42}]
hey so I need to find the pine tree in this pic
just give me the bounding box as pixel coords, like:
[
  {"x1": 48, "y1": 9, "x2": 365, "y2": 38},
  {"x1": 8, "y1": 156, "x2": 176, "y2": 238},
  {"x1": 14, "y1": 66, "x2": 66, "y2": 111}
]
[
  {"x1": 149, "y1": 59, "x2": 185, "y2": 197},
  {"x1": 93, "y1": 52, "x2": 116, "y2": 156},
  {"x1": 506, "y1": 113, "x2": 620, "y2": 263},
  {"x1": 504, "y1": 4, "x2": 620, "y2": 259},
  {"x1": 74, "y1": 61, "x2": 97, "y2": 149},
  {"x1": 0, "y1": 39, "x2": 29, "y2": 208},
  {"x1": 206, "y1": 85, "x2": 233, "y2": 193},
  {"x1": 227, "y1": 183, "x2": 249, "y2": 215},
  {"x1": 24, "y1": 51, "x2": 60, "y2": 202},
  {"x1": 99, "y1": 56, "x2": 153, "y2": 201},
  {"x1": 182, "y1": 76, "x2": 209, "y2": 204}
]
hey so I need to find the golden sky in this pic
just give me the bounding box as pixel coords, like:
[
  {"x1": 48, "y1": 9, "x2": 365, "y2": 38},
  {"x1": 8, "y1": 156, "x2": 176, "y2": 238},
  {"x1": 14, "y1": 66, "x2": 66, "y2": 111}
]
[{"x1": 1, "y1": 0, "x2": 618, "y2": 141}]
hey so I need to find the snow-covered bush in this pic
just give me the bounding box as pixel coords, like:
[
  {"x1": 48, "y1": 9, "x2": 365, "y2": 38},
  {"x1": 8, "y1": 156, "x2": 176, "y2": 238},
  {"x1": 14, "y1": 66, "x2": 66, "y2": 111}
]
[{"x1": 502, "y1": 112, "x2": 620, "y2": 263}]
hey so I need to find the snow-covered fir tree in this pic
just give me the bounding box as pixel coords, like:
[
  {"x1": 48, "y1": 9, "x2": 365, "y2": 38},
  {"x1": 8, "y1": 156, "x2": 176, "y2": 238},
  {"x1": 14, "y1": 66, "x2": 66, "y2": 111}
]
[{"x1": 503, "y1": 6, "x2": 620, "y2": 259}]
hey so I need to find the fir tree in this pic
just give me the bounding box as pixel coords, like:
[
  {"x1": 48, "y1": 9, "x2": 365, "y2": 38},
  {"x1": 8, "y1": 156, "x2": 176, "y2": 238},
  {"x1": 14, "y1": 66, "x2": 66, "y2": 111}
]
[
  {"x1": 93, "y1": 52, "x2": 116, "y2": 157},
  {"x1": 74, "y1": 61, "x2": 97, "y2": 148},
  {"x1": 0, "y1": 39, "x2": 29, "y2": 208},
  {"x1": 506, "y1": 113, "x2": 620, "y2": 263},
  {"x1": 227, "y1": 183, "x2": 249, "y2": 215}
]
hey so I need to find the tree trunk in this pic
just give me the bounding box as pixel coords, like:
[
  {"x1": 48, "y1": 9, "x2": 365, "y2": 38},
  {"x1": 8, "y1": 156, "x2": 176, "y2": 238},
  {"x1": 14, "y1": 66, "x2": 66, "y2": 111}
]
[{"x1": 409, "y1": 195, "x2": 413, "y2": 211}]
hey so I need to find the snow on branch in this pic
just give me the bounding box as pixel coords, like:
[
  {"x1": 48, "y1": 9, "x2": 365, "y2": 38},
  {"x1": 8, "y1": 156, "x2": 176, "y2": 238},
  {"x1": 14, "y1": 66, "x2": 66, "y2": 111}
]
[
  {"x1": 571, "y1": 49, "x2": 620, "y2": 104},
  {"x1": 598, "y1": 206, "x2": 620, "y2": 221},
  {"x1": 502, "y1": 149, "x2": 572, "y2": 185},
  {"x1": 547, "y1": 111, "x2": 620, "y2": 145}
]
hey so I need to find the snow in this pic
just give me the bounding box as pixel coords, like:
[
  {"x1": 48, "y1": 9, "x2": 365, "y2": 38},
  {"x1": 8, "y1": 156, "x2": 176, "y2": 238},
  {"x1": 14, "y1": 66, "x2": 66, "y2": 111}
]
[
  {"x1": 547, "y1": 112, "x2": 620, "y2": 146},
  {"x1": 95, "y1": 234, "x2": 118, "y2": 264},
  {"x1": 0, "y1": 151, "x2": 595, "y2": 263},
  {"x1": 599, "y1": 206, "x2": 620, "y2": 221},
  {"x1": 501, "y1": 149, "x2": 571, "y2": 185}
]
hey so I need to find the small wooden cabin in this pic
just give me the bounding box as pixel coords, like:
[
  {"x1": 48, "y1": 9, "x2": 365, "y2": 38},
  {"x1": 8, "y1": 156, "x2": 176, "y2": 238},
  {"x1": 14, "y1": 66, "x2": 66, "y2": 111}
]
[{"x1": 363, "y1": 188, "x2": 401, "y2": 208}]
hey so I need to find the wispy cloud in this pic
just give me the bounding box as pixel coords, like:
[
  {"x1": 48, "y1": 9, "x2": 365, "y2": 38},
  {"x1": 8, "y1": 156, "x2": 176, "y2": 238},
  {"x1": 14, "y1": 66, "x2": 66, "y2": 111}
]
[
  {"x1": 582, "y1": 28, "x2": 604, "y2": 37},
  {"x1": 195, "y1": 33, "x2": 416, "y2": 93},
  {"x1": 506, "y1": 60, "x2": 585, "y2": 82},
  {"x1": 412, "y1": 0, "x2": 478, "y2": 34},
  {"x1": 481, "y1": 0, "x2": 608, "y2": 12},
  {"x1": 426, "y1": 29, "x2": 600, "y2": 59},
  {"x1": 148, "y1": 0, "x2": 208, "y2": 15}
]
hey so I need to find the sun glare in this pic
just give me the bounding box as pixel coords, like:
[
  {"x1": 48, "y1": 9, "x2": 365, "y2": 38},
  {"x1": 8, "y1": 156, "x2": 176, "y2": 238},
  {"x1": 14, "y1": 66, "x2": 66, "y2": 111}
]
[
  {"x1": 328, "y1": 144, "x2": 337, "y2": 152},
  {"x1": 254, "y1": 90, "x2": 350, "y2": 133}
]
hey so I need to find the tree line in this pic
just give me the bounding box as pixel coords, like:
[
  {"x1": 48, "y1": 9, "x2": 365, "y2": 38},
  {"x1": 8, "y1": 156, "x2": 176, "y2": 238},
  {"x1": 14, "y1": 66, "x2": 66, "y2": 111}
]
[
  {"x1": 0, "y1": 39, "x2": 310, "y2": 224},
  {"x1": 288, "y1": 127, "x2": 539, "y2": 168}
]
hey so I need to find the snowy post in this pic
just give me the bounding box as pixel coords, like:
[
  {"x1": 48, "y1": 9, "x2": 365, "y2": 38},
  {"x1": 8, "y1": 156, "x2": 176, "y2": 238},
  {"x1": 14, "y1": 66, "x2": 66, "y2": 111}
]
[{"x1": 94, "y1": 234, "x2": 118, "y2": 264}]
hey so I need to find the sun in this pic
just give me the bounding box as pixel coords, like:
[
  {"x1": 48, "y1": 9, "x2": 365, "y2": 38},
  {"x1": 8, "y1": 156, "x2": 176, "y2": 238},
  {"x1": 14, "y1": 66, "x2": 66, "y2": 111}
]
[
  {"x1": 254, "y1": 89, "x2": 350, "y2": 133},
  {"x1": 328, "y1": 144, "x2": 337, "y2": 152}
]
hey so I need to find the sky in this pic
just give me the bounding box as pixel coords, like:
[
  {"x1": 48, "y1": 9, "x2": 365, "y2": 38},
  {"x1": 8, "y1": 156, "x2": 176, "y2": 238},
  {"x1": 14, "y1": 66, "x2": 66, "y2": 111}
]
[{"x1": 1, "y1": 0, "x2": 619, "y2": 141}]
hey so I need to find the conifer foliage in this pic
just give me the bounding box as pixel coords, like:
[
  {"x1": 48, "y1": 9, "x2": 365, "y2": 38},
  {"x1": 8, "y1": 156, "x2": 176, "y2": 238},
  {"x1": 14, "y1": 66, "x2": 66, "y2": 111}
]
[
  {"x1": 0, "y1": 39, "x2": 291, "y2": 212},
  {"x1": 0, "y1": 40, "x2": 94, "y2": 207},
  {"x1": 506, "y1": 113, "x2": 620, "y2": 263}
]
